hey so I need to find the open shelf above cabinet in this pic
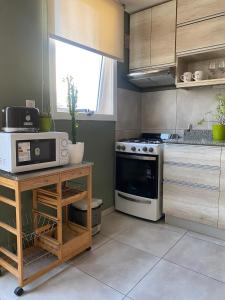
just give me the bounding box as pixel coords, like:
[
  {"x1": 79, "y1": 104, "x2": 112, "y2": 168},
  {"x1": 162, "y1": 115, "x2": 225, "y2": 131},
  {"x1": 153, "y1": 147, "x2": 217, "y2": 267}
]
[{"x1": 176, "y1": 48, "x2": 225, "y2": 88}]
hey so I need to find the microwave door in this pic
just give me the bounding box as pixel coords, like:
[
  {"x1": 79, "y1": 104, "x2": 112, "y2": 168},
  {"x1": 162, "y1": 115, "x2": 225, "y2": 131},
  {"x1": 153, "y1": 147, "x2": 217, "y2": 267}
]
[{"x1": 16, "y1": 139, "x2": 56, "y2": 166}]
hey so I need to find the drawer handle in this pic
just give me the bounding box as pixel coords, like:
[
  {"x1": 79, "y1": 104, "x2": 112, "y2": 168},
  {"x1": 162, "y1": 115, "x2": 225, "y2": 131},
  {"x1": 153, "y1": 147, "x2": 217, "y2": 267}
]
[
  {"x1": 164, "y1": 161, "x2": 220, "y2": 171},
  {"x1": 163, "y1": 178, "x2": 219, "y2": 191}
]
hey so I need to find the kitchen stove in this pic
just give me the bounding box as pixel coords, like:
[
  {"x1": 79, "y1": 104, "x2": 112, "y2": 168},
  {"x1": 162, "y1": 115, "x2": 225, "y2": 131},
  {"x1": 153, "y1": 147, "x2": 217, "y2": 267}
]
[{"x1": 115, "y1": 133, "x2": 170, "y2": 221}]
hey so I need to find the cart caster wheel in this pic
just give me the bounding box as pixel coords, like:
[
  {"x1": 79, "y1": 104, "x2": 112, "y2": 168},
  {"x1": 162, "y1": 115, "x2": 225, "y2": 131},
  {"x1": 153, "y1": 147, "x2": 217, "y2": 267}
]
[
  {"x1": 86, "y1": 247, "x2": 92, "y2": 251},
  {"x1": 0, "y1": 269, "x2": 3, "y2": 276},
  {"x1": 14, "y1": 287, "x2": 24, "y2": 297}
]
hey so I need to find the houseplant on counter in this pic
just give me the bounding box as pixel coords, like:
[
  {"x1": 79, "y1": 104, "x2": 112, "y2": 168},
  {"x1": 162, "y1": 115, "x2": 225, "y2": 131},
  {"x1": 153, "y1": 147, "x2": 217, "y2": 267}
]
[
  {"x1": 39, "y1": 112, "x2": 52, "y2": 132},
  {"x1": 65, "y1": 75, "x2": 84, "y2": 164},
  {"x1": 198, "y1": 93, "x2": 225, "y2": 141}
]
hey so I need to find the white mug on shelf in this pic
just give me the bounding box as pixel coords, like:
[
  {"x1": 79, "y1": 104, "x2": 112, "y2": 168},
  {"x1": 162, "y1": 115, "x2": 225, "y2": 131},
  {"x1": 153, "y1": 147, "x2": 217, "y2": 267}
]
[
  {"x1": 192, "y1": 70, "x2": 204, "y2": 81},
  {"x1": 180, "y1": 72, "x2": 192, "y2": 82}
]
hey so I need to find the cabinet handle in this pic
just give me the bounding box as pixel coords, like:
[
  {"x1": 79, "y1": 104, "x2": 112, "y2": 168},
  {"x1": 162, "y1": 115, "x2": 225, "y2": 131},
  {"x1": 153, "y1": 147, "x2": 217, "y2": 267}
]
[
  {"x1": 163, "y1": 178, "x2": 219, "y2": 191},
  {"x1": 164, "y1": 161, "x2": 220, "y2": 171}
]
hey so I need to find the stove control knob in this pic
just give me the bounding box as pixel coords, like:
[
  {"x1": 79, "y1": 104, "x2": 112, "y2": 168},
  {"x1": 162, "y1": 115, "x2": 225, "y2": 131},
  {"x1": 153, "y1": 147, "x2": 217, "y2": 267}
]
[
  {"x1": 131, "y1": 146, "x2": 136, "y2": 151},
  {"x1": 143, "y1": 147, "x2": 147, "y2": 152},
  {"x1": 149, "y1": 147, "x2": 154, "y2": 153},
  {"x1": 121, "y1": 145, "x2": 126, "y2": 151},
  {"x1": 117, "y1": 145, "x2": 121, "y2": 150}
]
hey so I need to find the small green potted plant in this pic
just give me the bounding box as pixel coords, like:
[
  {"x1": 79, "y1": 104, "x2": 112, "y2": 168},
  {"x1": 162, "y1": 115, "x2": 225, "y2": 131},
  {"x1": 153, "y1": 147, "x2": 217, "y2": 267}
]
[
  {"x1": 212, "y1": 94, "x2": 225, "y2": 140},
  {"x1": 39, "y1": 112, "x2": 52, "y2": 132},
  {"x1": 65, "y1": 75, "x2": 84, "y2": 164},
  {"x1": 198, "y1": 93, "x2": 225, "y2": 141}
]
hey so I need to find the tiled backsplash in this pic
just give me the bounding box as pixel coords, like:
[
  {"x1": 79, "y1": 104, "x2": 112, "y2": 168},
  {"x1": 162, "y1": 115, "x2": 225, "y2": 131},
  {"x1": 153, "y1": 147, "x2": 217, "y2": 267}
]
[
  {"x1": 116, "y1": 86, "x2": 225, "y2": 139},
  {"x1": 141, "y1": 87, "x2": 225, "y2": 133},
  {"x1": 116, "y1": 88, "x2": 141, "y2": 140}
]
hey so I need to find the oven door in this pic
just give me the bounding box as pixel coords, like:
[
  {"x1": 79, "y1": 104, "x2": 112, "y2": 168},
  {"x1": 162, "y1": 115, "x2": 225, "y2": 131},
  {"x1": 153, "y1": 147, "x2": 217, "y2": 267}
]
[
  {"x1": 116, "y1": 152, "x2": 158, "y2": 199},
  {"x1": 16, "y1": 139, "x2": 56, "y2": 166}
]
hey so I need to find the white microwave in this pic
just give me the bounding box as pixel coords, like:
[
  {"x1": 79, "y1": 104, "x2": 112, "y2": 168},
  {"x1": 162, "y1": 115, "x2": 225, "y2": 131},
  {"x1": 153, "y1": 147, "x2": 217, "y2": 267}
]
[{"x1": 0, "y1": 132, "x2": 69, "y2": 173}]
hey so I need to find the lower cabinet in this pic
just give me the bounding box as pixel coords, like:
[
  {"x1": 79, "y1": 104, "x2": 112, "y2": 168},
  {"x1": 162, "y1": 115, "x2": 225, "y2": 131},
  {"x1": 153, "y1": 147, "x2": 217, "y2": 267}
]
[
  {"x1": 163, "y1": 180, "x2": 219, "y2": 227},
  {"x1": 163, "y1": 144, "x2": 221, "y2": 227}
]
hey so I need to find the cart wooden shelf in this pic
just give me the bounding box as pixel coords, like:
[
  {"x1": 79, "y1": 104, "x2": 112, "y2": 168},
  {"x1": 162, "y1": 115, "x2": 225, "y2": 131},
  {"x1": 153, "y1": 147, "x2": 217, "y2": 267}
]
[{"x1": 0, "y1": 163, "x2": 93, "y2": 296}]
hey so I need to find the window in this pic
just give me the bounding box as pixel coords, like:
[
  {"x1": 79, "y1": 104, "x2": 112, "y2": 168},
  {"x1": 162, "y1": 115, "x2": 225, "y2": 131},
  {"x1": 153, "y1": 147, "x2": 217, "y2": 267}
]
[{"x1": 49, "y1": 39, "x2": 117, "y2": 121}]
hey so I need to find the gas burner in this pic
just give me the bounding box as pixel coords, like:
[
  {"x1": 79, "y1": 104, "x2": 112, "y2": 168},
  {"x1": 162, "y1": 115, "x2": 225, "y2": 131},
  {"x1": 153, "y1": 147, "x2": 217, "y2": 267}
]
[{"x1": 120, "y1": 138, "x2": 162, "y2": 144}]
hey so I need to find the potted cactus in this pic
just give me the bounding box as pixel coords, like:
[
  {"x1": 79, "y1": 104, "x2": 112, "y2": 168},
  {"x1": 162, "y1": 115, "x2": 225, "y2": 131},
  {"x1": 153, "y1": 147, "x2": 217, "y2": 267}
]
[{"x1": 65, "y1": 75, "x2": 84, "y2": 163}]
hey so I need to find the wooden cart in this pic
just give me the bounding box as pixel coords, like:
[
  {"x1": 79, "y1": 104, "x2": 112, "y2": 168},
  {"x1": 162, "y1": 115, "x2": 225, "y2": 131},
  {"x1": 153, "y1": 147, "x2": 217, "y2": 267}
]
[{"x1": 0, "y1": 163, "x2": 92, "y2": 296}]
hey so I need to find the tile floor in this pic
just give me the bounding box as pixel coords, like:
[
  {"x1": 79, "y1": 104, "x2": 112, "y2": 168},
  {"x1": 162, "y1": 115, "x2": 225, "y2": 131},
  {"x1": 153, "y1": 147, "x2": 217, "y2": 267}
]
[{"x1": 2, "y1": 211, "x2": 225, "y2": 299}]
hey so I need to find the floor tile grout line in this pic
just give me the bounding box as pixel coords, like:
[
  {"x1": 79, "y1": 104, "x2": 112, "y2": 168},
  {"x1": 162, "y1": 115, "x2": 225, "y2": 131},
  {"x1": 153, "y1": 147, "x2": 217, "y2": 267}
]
[
  {"x1": 74, "y1": 266, "x2": 127, "y2": 296},
  {"x1": 163, "y1": 257, "x2": 225, "y2": 286},
  {"x1": 124, "y1": 256, "x2": 162, "y2": 297},
  {"x1": 162, "y1": 230, "x2": 188, "y2": 259},
  {"x1": 91, "y1": 236, "x2": 113, "y2": 251},
  {"x1": 186, "y1": 231, "x2": 225, "y2": 249},
  {"x1": 124, "y1": 231, "x2": 188, "y2": 297},
  {"x1": 110, "y1": 236, "x2": 162, "y2": 259}
]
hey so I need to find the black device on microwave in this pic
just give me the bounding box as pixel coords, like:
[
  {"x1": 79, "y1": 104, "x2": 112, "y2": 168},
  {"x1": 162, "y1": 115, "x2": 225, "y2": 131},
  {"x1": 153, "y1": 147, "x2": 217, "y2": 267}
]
[{"x1": 1, "y1": 106, "x2": 39, "y2": 132}]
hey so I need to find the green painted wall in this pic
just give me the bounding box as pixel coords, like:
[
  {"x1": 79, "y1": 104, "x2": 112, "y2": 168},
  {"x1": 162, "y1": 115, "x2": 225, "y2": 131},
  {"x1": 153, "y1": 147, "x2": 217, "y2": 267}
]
[{"x1": 0, "y1": 0, "x2": 116, "y2": 249}]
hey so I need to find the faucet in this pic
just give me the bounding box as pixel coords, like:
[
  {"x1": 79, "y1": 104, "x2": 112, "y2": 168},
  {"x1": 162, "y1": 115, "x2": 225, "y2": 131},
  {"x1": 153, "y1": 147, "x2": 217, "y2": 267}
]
[{"x1": 187, "y1": 123, "x2": 193, "y2": 132}]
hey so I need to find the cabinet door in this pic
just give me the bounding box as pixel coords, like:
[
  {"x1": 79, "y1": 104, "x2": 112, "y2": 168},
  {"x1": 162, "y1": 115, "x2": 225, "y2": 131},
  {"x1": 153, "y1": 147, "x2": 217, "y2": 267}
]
[
  {"x1": 151, "y1": 0, "x2": 176, "y2": 66},
  {"x1": 129, "y1": 9, "x2": 151, "y2": 70},
  {"x1": 177, "y1": 0, "x2": 225, "y2": 25},
  {"x1": 164, "y1": 162, "x2": 220, "y2": 188},
  {"x1": 163, "y1": 144, "x2": 221, "y2": 227},
  {"x1": 163, "y1": 181, "x2": 219, "y2": 227},
  {"x1": 177, "y1": 15, "x2": 225, "y2": 54},
  {"x1": 164, "y1": 144, "x2": 221, "y2": 167},
  {"x1": 219, "y1": 148, "x2": 225, "y2": 229}
]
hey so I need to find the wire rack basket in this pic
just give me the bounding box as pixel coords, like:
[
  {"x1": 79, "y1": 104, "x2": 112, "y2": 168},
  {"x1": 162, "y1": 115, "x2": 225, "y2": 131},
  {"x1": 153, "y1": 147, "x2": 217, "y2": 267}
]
[{"x1": 1, "y1": 213, "x2": 57, "y2": 267}]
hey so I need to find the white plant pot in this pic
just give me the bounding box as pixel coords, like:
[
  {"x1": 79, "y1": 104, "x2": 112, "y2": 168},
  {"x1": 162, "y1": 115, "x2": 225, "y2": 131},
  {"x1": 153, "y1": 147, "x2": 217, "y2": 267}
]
[{"x1": 68, "y1": 142, "x2": 84, "y2": 164}]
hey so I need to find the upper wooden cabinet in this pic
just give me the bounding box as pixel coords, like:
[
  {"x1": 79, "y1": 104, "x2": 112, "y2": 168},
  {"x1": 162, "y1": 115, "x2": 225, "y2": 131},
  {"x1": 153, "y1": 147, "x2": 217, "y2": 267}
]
[
  {"x1": 176, "y1": 15, "x2": 225, "y2": 54},
  {"x1": 129, "y1": 0, "x2": 176, "y2": 70},
  {"x1": 129, "y1": 9, "x2": 151, "y2": 70},
  {"x1": 151, "y1": 0, "x2": 176, "y2": 66},
  {"x1": 177, "y1": 0, "x2": 225, "y2": 26}
]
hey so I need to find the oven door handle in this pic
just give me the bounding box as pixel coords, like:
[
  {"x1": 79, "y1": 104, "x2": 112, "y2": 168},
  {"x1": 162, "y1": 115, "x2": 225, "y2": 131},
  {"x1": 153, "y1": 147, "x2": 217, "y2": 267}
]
[
  {"x1": 116, "y1": 154, "x2": 156, "y2": 161},
  {"x1": 118, "y1": 193, "x2": 152, "y2": 204}
]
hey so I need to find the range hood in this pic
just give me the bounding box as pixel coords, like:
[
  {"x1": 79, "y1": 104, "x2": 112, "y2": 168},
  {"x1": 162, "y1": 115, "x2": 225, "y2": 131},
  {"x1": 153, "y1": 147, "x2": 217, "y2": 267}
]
[{"x1": 127, "y1": 67, "x2": 175, "y2": 88}]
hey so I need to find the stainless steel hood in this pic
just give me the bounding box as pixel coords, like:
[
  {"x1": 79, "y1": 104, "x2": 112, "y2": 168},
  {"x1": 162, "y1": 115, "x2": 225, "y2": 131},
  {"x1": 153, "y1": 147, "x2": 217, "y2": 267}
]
[{"x1": 127, "y1": 67, "x2": 175, "y2": 88}]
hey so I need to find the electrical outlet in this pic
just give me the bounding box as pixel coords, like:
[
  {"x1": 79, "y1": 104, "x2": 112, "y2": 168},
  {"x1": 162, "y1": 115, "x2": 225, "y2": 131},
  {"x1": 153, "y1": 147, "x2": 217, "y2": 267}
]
[{"x1": 26, "y1": 100, "x2": 36, "y2": 108}]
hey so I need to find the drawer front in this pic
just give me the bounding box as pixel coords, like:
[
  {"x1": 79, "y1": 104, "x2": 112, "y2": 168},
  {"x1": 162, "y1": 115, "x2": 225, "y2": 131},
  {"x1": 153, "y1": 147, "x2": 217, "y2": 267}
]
[
  {"x1": 220, "y1": 148, "x2": 225, "y2": 191},
  {"x1": 164, "y1": 144, "x2": 221, "y2": 167},
  {"x1": 163, "y1": 181, "x2": 219, "y2": 227},
  {"x1": 176, "y1": 15, "x2": 225, "y2": 54},
  {"x1": 177, "y1": 0, "x2": 225, "y2": 25},
  {"x1": 219, "y1": 191, "x2": 225, "y2": 229},
  {"x1": 164, "y1": 162, "x2": 220, "y2": 188},
  {"x1": 129, "y1": 9, "x2": 151, "y2": 70},
  {"x1": 20, "y1": 174, "x2": 59, "y2": 191},
  {"x1": 61, "y1": 167, "x2": 90, "y2": 182}
]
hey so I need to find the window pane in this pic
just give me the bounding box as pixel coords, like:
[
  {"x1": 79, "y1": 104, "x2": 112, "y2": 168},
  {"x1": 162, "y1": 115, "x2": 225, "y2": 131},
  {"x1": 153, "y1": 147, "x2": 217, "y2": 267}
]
[{"x1": 55, "y1": 39, "x2": 102, "y2": 111}]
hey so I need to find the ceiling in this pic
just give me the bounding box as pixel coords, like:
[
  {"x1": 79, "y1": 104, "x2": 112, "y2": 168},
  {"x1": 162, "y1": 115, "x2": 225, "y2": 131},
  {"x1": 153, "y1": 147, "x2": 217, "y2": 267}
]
[{"x1": 119, "y1": 0, "x2": 170, "y2": 13}]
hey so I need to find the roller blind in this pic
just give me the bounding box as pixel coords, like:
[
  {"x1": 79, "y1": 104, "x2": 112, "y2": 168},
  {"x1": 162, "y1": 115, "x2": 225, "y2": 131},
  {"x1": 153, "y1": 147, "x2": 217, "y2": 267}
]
[{"x1": 48, "y1": 0, "x2": 124, "y2": 61}]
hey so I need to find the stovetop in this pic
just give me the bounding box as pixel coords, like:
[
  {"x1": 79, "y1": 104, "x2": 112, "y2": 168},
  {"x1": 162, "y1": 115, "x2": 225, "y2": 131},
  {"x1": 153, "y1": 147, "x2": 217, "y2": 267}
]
[
  {"x1": 121, "y1": 138, "x2": 162, "y2": 144},
  {"x1": 116, "y1": 133, "x2": 172, "y2": 155}
]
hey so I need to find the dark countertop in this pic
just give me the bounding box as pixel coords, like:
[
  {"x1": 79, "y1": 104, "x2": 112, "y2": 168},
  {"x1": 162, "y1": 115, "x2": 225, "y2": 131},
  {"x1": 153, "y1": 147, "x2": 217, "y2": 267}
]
[
  {"x1": 0, "y1": 162, "x2": 93, "y2": 181},
  {"x1": 165, "y1": 138, "x2": 225, "y2": 147}
]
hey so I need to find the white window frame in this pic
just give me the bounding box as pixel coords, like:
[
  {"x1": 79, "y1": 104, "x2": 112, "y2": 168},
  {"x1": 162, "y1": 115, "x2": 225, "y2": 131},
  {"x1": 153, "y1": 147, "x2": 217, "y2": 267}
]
[{"x1": 49, "y1": 38, "x2": 117, "y2": 121}]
